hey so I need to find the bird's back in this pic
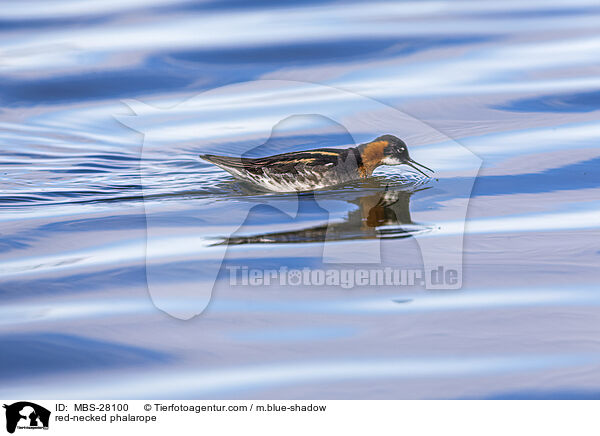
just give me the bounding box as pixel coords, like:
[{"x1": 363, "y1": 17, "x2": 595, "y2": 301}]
[{"x1": 200, "y1": 147, "x2": 361, "y2": 191}]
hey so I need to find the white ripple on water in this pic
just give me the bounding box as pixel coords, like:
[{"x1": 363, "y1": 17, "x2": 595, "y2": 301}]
[
  {"x1": 2, "y1": 205, "x2": 599, "y2": 278},
  {"x1": 3, "y1": 0, "x2": 597, "y2": 21},
  {"x1": 1, "y1": 353, "x2": 597, "y2": 399},
  {"x1": 2, "y1": 0, "x2": 599, "y2": 76},
  {"x1": 1, "y1": 286, "x2": 600, "y2": 327},
  {"x1": 0, "y1": 0, "x2": 187, "y2": 20},
  {"x1": 336, "y1": 34, "x2": 600, "y2": 96}
]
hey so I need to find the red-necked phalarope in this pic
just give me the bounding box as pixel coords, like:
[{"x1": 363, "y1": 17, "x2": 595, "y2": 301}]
[{"x1": 199, "y1": 134, "x2": 433, "y2": 191}]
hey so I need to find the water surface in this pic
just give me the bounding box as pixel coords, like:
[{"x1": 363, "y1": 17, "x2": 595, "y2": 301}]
[{"x1": 1, "y1": 0, "x2": 600, "y2": 399}]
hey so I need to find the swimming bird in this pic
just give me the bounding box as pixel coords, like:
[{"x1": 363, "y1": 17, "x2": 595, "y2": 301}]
[{"x1": 199, "y1": 134, "x2": 433, "y2": 192}]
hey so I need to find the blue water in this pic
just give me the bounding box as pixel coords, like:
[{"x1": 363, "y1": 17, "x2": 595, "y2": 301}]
[{"x1": 1, "y1": 0, "x2": 600, "y2": 399}]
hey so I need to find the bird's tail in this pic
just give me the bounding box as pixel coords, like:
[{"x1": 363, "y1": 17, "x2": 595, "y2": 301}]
[{"x1": 199, "y1": 154, "x2": 247, "y2": 169}]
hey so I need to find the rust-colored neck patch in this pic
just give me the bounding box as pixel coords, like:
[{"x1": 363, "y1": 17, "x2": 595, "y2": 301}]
[{"x1": 358, "y1": 140, "x2": 388, "y2": 177}]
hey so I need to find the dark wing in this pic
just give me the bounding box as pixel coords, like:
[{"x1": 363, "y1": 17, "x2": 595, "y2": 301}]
[
  {"x1": 200, "y1": 154, "x2": 249, "y2": 170},
  {"x1": 201, "y1": 148, "x2": 352, "y2": 175}
]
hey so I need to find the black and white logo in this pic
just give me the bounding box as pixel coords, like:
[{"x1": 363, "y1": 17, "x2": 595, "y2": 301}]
[{"x1": 3, "y1": 402, "x2": 50, "y2": 434}]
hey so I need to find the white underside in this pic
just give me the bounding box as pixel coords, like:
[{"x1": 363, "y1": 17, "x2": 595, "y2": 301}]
[{"x1": 218, "y1": 164, "x2": 341, "y2": 192}]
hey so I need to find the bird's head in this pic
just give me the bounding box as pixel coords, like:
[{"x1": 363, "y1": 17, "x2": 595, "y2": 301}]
[{"x1": 377, "y1": 135, "x2": 433, "y2": 177}]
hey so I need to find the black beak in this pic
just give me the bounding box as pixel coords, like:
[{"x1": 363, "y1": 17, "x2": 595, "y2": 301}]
[{"x1": 404, "y1": 157, "x2": 434, "y2": 177}]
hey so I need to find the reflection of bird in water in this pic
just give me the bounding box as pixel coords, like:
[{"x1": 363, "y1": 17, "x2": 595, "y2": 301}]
[
  {"x1": 200, "y1": 134, "x2": 433, "y2": 192},
  {"x1": 213, "y1": 184, "x2": 431, "y2": 246}
]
